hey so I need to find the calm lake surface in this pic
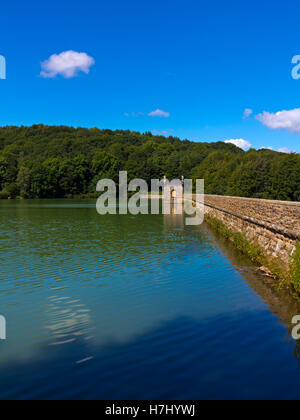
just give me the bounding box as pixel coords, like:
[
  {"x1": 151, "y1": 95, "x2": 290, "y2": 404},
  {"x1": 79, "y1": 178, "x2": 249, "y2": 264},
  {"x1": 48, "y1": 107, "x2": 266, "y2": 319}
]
[{"x1": 1, "y1": 199, "x2": 300, "y2": 400}]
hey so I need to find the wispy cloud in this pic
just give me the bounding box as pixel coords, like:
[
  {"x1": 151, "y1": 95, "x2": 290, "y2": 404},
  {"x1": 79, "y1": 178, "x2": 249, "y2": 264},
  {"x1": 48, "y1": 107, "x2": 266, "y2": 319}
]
[
  {"x1": 243, "y1": 108, "x2": 253, "y2": 119},
  {"x1": 148, "y1": 109, "x2": 170, "y2": 118},
  {"x1": 124, "y1": 109, "x2": 171, "y2": 118},
  {"x1": 259, "y1": 146, "x2": 274, "y2": 151},
  {"x1": 256, "y1": 108, "x2": 300, "y2": 134},
  {"x1": 260, "y1": 146, "x2": 297, "y2": 154},
  {"x1": 278, "y1": 147, "x2": 296, "y2": 154},
  {"x1": 152, "y1": 129, "x2": 174, "y2": 136},
  {"x1": 41, "y1": 50, "x2": 95, "y2": 78},
  {"x1": 225, "y1": 139, "x2": 251, "y2": 150},
  {"x1": 124, "y1": 112, "x2": 145, "y2": 118}
]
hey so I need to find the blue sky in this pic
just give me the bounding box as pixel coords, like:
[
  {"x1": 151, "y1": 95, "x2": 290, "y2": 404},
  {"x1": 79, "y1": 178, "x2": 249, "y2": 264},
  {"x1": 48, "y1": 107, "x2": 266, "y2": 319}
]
[{"x1": 1, "y1": 0, "x2": 300, "y2": 152}]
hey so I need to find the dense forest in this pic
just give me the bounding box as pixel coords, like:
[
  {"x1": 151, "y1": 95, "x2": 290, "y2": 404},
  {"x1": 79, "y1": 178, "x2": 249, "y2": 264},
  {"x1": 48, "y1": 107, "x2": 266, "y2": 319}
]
[{"x1": 0, "y1": 125, "x2": 299, "y2": 201}]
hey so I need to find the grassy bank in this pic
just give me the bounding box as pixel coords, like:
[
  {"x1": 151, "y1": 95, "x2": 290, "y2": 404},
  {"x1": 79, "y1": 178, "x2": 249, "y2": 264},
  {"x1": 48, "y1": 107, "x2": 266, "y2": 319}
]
[
  {"x1": 205, "y1": 213, "x2": 300, "y2": 295},
  {"x1": 291, "y1": 243, "x2": 300, "y2": 293}
]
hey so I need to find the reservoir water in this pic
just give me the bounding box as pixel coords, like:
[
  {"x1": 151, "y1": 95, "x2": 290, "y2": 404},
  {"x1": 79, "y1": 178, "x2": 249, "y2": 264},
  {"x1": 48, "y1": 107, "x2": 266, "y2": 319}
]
[{"x1": 0, "y1": 200, "x2": 300, "y2": 400}]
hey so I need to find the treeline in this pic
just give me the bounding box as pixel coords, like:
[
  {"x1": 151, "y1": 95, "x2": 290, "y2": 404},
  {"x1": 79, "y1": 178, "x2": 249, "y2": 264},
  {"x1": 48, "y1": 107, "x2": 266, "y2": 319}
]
[{"x1": 0, "y1": 124, "x2": 299, "y2": 201}]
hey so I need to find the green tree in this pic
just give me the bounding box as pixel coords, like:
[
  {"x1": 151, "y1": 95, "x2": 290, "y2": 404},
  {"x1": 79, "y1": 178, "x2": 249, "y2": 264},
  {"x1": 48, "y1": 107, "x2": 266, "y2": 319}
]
[{"x1": 17, "y1": 166, "x2": 31, "y2": 198}]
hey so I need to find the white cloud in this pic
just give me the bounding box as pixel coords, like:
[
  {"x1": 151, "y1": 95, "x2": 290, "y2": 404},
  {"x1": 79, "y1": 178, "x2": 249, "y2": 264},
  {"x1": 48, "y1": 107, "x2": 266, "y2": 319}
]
[
  {"x1": 41, "y1": 50, "x2": 95, "y2": 78},
  {"x1": 148, "y1": 109, "x2": 170, "y2": 118},
  {"x1": 243, "y1": 108, "x2": 253, "y2": 119},
  {"x1": 256, "y1": 108, "x2": 300, "y2": 134},
  {"x1": 225, "y1": 139, "x2": 251, "y2": 150}
]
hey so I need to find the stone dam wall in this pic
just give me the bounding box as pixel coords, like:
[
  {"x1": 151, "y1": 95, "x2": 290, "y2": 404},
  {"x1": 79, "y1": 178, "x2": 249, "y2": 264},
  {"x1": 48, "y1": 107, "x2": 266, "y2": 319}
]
[{"x1": 195, "y1": 195, "x2": 300, "y2": 268}]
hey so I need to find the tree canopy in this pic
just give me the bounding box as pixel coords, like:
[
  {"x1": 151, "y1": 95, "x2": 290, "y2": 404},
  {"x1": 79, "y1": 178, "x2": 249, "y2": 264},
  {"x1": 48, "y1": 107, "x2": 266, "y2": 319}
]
[{"x1": 0, "y1": 125, "x2": 299, "y2": 201}]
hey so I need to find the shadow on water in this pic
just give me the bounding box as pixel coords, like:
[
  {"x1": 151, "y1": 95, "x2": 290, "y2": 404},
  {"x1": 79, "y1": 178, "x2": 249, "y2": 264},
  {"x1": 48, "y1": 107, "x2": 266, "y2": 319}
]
[
  {"x1": 1, "y1": 311, "x2": 300, "y2": 400},
  {"x1": 203, "y1": 221, "x2": 300, "y2": 333}
]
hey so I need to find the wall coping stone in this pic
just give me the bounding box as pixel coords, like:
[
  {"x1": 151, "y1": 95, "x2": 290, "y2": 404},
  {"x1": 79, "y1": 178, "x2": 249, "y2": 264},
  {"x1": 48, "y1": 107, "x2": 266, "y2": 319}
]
[
  {"x1": 192, "y1": 194, "x2": 300, "y2": 241},
  {"x1": 205, "y1": 195, "x2": 300, "y2": 208}
]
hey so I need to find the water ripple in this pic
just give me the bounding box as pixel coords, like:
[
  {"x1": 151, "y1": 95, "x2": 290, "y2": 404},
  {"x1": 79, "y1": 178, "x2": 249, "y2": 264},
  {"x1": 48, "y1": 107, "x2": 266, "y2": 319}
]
[{"x1": 1, "y1": 200, "x2": 300, "y2": 399}]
